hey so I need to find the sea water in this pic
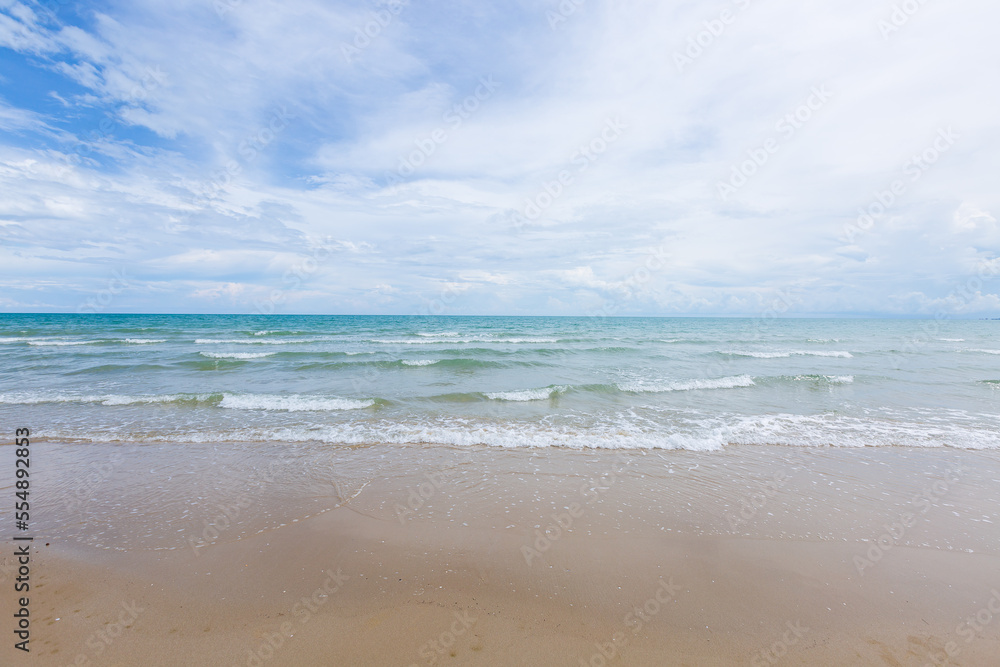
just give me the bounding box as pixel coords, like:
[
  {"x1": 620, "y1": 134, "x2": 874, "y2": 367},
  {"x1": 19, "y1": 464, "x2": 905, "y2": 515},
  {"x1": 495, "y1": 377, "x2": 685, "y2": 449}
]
[{"x1": 1, "y1": 314, "x2": 998, "y2": 450}]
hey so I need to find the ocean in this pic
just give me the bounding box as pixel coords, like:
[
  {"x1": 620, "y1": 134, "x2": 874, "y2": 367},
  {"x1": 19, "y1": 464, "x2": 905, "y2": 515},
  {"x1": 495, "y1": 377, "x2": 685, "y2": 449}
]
[{"x1": 1, "y1": 314, "x2": 998, "y2": 450}]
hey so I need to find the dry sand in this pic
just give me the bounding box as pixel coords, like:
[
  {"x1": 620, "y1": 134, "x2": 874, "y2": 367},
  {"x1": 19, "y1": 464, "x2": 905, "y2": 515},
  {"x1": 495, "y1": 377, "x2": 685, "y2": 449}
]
[{"x1": 3, "y1": 442, "x2": 1000, "y2": 666}]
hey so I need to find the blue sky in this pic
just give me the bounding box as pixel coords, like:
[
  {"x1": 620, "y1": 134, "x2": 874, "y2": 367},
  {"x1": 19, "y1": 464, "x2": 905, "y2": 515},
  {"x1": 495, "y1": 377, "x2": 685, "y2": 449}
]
[{"x1": 1, "y1": 0, "x2": 998, "y2": 316}]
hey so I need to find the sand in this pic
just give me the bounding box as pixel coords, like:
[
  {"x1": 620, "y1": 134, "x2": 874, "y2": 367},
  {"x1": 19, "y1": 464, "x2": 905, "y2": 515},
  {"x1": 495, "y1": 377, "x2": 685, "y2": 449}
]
[{"x1": 3, "y1": 442, "x2": 1000, "y2": 666}]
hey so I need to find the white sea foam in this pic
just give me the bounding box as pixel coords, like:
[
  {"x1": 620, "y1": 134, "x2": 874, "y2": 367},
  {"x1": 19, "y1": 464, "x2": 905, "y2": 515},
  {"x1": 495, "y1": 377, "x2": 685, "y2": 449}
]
[
  {"x1": 724, "y1": 350, "x2": 853, "y2": 358},
  {"x1": 0, "y1": 392, "x2": 206, "y2": 406},
  {"x1": 969, "y1": 349, "x2": 1000, "y2": 355},
  {"x1": 194, "y1": 338, "x2": 316, "y2": 345},
  {"x1": 402, "y1": 359, "x2": 438, "y2": 366},
  {"x1": 617, "y1": 375, "x2": 755, "y2": 393},
  {"x1": 98, "y1": 394, "x2": 191, "y2": 406},
  {"x1": 372, "y1": 337, "x2": 558, "y2": 345},
  {"x1": 218, "y1": 394, "x2": 375, "y2": 411},
  {"x1": 939, "y1": 338, "x2": 965, "y2": 342},
  {"x1": 485, "y1": 386, "x2": 567, "y2": 401},
  {"x1": 200, "y1": 352, "x2": 275, "y2": 359},
  {"x1": 61, "y1": 409, "x2": 1000, "y2": 451},
  {"x1": 122, "y1": 338, "x2": 166, "y2": 344},
  {"x1": 825, "y1": 375, "x2": 854, "y2": 384},
  {"x1": 415, "y1": 332, "x2": 460, "y2": 337},
  {"x1": 28, "y1": 340, "x2": 95, "y2": 346}
]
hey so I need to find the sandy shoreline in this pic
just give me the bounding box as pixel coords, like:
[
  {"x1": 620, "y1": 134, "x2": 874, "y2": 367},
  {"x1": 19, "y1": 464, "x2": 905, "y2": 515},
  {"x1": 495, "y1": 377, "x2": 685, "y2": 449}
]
[{"x1": 3, "y1": 442, "x2": 1000, "y2": 665}]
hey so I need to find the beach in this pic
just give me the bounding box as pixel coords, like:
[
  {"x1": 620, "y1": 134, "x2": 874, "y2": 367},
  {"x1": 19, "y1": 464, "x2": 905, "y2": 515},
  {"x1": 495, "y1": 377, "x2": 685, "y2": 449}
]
[
  {"x1": 3, "y1": 315, "x2": 1000, "y2": 665},
  {"x1": 4, "y1": 0, "x2": 999, "y2": 661},
  {"x1": 4, "y1": 440, "x2": 1000, "y2": 666}
]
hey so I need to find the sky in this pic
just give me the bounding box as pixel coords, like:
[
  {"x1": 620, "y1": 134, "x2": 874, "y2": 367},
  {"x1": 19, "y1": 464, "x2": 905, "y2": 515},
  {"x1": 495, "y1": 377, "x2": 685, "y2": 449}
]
[{"x1": 0, "y1": 0, "x2": 998, "y2": 316}]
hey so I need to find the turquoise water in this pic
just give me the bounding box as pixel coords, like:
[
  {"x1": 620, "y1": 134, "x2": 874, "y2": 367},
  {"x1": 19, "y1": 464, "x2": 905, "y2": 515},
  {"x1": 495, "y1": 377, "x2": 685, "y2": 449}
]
[{"x1": 1, "y1": 314, "x2": 998, "y2": 449}]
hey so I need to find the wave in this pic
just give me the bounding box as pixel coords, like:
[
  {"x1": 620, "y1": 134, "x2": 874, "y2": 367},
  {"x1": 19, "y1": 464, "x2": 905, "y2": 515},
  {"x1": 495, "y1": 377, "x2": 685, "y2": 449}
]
[
  {"x1": 22, "y1": 337, "x2": 167, "y2": 346},
  {"x1": 415, "y1": 331, "x2": 460, "y2": 337},
  {"x1": 217, "y1": 394, "x2": 375, "y2": 411},
  {"x1": 65, "y1": 364, "x2": 172, "y2": 375},
  {"x1": 0, "y1": 391, "x2": 373, "y2": 411},
  {"x1": 194, "y1": 338, "x2": 318, "y2": 345},
  {"x1": 617, "y1": 375, "x2": 755, "y2": 393},
  {"x1": 200, "y1": 352, "x2": 275, "y2": 360},
  {"x1": 291, "y1": 358, "x2": 511, "y2": 372},
  {"x1": 485, "y1": 385, "x2": 568, "y2": 401},
  {"x1": 247, "y1": 330, "x2": 316, "y2": 337},
  {"x1": 773, "y1": 374, "x2": 855, "y2": 384},
  {"x1": 269, "y1": 351, "x2": 355, "y2": 359},
  {"x1": 39, "y1": 411, "x2": 1000, "y2": 450},
  {"x1": 371, "y1": 337, "x2": 560, "y2": 345},
  {"x1": 939, "y1": 338, "x2": 965, "y2": 342},
  {"x1": 969, "y1": 349, "x2": 1000, "y2": 355},
  {"x1": 0, "y1": 392, "x2": 219, "y2": 406},
  {"x1": 721, "y1": 350, "x2": 853, "y2": 359},
  {"x1": 28, "y1": 340, "x2": 96, "y2": 346}
]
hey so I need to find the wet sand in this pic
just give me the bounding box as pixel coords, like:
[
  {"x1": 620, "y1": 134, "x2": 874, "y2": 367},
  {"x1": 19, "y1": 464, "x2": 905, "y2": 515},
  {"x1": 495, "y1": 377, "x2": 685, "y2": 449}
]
[{"x1": 3, "y1": 442, "x2": 1000, "y2": 666}]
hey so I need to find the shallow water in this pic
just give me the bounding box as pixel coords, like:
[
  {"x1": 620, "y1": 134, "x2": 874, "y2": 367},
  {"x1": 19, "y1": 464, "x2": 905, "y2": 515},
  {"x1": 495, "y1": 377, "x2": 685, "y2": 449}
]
[
  {"x1": 1, "y1": 314, "x2": 999, "y2": 449},
  {"x1": 23, "y1": 440, "x2": 1000, "y2": 557}
]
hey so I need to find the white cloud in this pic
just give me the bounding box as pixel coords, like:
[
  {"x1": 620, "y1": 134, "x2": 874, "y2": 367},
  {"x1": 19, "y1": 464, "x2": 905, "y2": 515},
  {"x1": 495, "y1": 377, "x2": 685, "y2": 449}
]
[{"x1": 0, "y1": 0, "x2": 998, "y2": 314}]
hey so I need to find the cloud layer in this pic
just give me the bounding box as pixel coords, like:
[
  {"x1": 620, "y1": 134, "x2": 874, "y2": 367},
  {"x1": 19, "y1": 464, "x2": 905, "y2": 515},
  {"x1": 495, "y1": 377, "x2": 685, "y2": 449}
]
[{"x1": 1, "y1": 0, "x2": 998, "y2": 315}]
